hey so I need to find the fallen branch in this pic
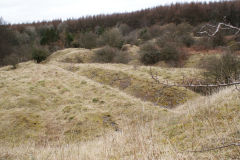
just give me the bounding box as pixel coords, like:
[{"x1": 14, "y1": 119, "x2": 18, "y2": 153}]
[
  {"x1": 149, "y1": 68, "x2": 240, "y2": 88},
  {"x1": 198, "y1": 22, "x2": 240, "y2": 37}
]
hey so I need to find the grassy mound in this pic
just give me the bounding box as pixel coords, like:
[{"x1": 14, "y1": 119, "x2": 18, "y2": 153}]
[
  {"x1": 0, "y1": 86, "x2": 238, "y2": 160},
  {"x1": 1, "y1": 48, "x2": 238, "y2": 159},
  {"x1": 184, "y1": 52, "x2": 222, "y2": 68},
  {"x1": 55, "y1": 62, "x2": 201, "y2": 108},
  {"x1": 0, "y1": 61, "x2": 167, "y2": 144},
  {"x1": 47, "y1": 48, "x2": 96, "y2": 63},
  {"x1": 161, "y1": 87, "x2": 240, "y2": 159},
  {"x1": 47, "y1": 45, "x2": 141, "y2": 65}
]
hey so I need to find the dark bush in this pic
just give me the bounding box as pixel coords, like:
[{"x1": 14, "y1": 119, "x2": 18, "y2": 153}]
[
  {"x1": 138, "y1": 28, "x2": 151, "y2": 41},
  {"x1": 113, "y1": 50, "x2": 130, "y2": 64},
  {"x1": 140, "y1": 41, "x2": 187, "y2": 66},
  {"x1": 0, "y1": 25, "x2": 18, "y2": 66},
  {"x1": 159, "y1": 23, "x2": 177, "y2": 34},
  {"x1": 194, "y1": 33, "x2": 225, "y2": 49},
  {"x1": 65, "y1": 32, "x2": 74, "y2": 47},
  {"x1": 155, "y1": 24, "x2": 178, "y2": 47},
  {"x1": 212, "y1": 32, "x2": 225, "y2": 48},
  {"x1": 176, "y1": 23, "x2": 193, "y2": 35},
  {"x1": 124, "y1": 30, "x2": 139, "y2": 45},
  {"x1": 199, "y1": 52, "x2": 240, "y2": 83},
  {"x1": 155, "y1": 23, "x2": 194, "y2": 48},
  {"x1": 93, "y1": 45, "x2": 130, "y2": 64},
  {"x1": 95, "y1": 26, "x2": 105, "y2": 35},
  {"x1": 156, "y1": 34, "x2": 172, "y2": 48},
  {"x1": 71, "y1": 39, "x2": 80, "y2": 48},
  {"x1": 118, "y1": 23, "x2": 132, "y2": 36},
  {"x1": 193, "y1": 24, "x2": 226, "y2": 49},
  {"x1": 160, "y1": 44, "x2": 181, "y2": 62},
  {"x1": 148, "y1": 25, "x2": 163, "y2": 38},
  {"x1": 32, "y1": 48, "x2": 49, "y2": 63},
  {"x1": 2, "y1": 53, "x2": 18, "y2": 69},
  {"x1": 139, "y1": 42, "x2": 161, "y2": 65},
  {"x1": 193, "y1": 23, "x2": 206, "y2": 37},
  {"x1": 40, "y1": 27, "x2": 59, "y2": 45},
  {"x1": 94, "y1": 46, "x2": 117, "y2": 63},
  {"x1": 157, "y1": 23, "x2": 194, "y2": 47},
  {"x1": 194, "y1": 37, "x2": 213, "y2": 50},
  {"x1": 179, "y1": 34, "x2": 195, "y2": 47},
  {"x1": 78, "y1": 32, "x2": 98, "y2": 49}
]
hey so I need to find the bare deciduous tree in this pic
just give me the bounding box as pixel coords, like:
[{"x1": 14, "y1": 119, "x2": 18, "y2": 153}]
[{"x1": 198, "y1": 22, "x2": 240, "y2": 37}]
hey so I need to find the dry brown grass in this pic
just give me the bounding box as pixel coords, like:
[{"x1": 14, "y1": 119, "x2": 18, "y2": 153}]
[
  {"x1": 52, "y1": 62, "x2": 201, "y2": 107},
  {"x1": 47, "y1": 45, "x2": 141, "y2": 65},
  {"x1": 0, "y1": 49, "x2": 239, "y2": 159},
  {"x1": 0, "y1": 61, "x2": 168, "y2": 144},
  {"x1": 1, "y1": 87, "x2": 239, "y2": 160},
  {"x1": 46, "y1": 48, "x2": 97, "y2": 63}
]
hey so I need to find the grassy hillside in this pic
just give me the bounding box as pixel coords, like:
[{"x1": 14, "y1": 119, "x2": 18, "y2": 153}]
[
  {"x1": 0, "y1": 48, "x2": 239, "y2": 159},
  {"x1": 46, "y1": 45, "x2": 141, "y2": 65},
  {"x1": 0, "y1": 61, "x2": 169, "y2": 144},
  {"x1": 0, "y1": 82, "x2": 239, "y2": 159},
  {"x1": 51, "y1": 62, "x2": 201, "y2": 108},
  {"x1": 47, "y1": 48, "x2": 96, "y2": 63}
]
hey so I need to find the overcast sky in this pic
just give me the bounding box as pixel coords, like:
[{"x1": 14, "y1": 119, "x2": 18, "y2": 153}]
[{"x1": 0, "y1": 0, "x2": 219, "y2": 24}]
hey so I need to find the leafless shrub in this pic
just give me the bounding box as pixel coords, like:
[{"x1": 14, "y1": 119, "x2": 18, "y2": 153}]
[
  {"x1": 98, "y1": 28, "x2": 124, "y2": 49},
  {"x1": 139, "y1": 42, "x2": 161, "y2": 65},
  {"x1": 138, "y1": 28, "x2": 151, "y2": 41},
  {"x1": 124, "y1": 30, "x2": 139, "y2": 45},
  {"x1": 94, "y1": 45, "x2": 130, "y2": 64},
  {"x1": 93, "y1": 46, "x2": 117, "y2": 63},
  {"x1": 113, "y1": 50, "x2": 130, "y2": 64},
  {"x1": 148, "y1": 24, "x2": 162, "y2": 38},
  {"x1": 176, "y1": 23, "x2": 195, "y2": 47},
  {"x1": 156, "y1": 23, "x2": 194, "y2": 48},
  {"x1": 2, "y1": 53, "x2": 19, "y2": 69},
  {"x1": 199, "y1": 51, "x2": 240, "y2": 83},
  {"x1": 118, "y1": 23, "x2": 132, "y2": 36},
  {"x1": 212, "y1": 32, "x2": 226, "y2": 47},
  {"x1": 160, "y1": 44, "x2": 180, "y2": 62},
  {"x1": 177, "y1": 23, "x2": 193, "y2": 35},
  {"x1": 140, "y1": 41, "x2": 187, "y2": 66},
  {"x1": 78, "y1": 32, "x2": 98, "y2": 49},
  {"x1": 193, "y1": 37, "x2": 214, "y2": 50},
  {"x1": 179, "y1": 34, "x2": 195, "y2": 47}
]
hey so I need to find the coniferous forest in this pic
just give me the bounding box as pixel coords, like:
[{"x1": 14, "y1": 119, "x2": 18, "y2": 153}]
[{"x1": 0, "y1": 0, "x2": 240, "y2": 66}]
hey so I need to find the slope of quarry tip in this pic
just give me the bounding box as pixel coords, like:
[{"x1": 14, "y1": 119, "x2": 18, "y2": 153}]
[
  {"x1": 0, "y1": 60, "x2": 169, "y2": 144},
  {"x1": 0, "y1": 48, "x2": 239, "y2": 160}
]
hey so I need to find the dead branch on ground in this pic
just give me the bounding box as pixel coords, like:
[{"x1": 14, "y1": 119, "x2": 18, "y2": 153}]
[
  {"x1": 149, "y1": 68, "x2": 240, "y2": 88},
  {"x1": 198, "y1": 22, "x2": 240, "y2": 37}
]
